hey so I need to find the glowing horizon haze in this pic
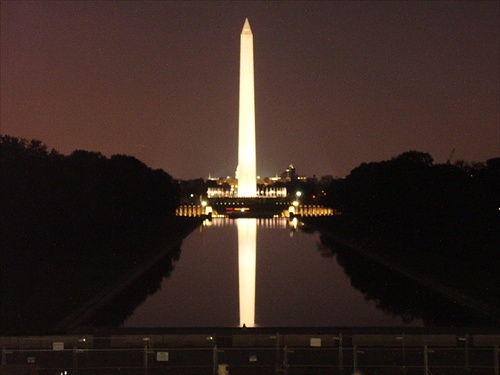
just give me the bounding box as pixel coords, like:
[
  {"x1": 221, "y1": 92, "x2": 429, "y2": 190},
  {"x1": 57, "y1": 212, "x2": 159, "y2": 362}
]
[{"x1": 1, "y1": 2, "x2": 498, "y2": 180}]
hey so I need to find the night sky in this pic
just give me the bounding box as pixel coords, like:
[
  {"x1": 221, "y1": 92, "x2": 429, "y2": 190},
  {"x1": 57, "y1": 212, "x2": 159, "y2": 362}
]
[{"x1": 1, "y1": 1, "x2": 498, "y2": 180}]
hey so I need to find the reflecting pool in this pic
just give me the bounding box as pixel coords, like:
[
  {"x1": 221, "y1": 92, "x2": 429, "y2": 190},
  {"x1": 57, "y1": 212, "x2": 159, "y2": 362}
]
[{"x1": 123, "y1": 218, "x2": 424, "y2": 328}]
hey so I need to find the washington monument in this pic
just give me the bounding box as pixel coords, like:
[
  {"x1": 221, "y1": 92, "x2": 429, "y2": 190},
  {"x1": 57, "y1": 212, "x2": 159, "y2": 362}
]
[{"x1": 237, "y1": 18, "x2": 257, "y2": 197}]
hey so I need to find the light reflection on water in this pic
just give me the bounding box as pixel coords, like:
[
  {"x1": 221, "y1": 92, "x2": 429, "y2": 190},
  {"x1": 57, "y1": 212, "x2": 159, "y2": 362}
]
[
  {"x1": 123, "y1": 218, "x2": 423, "y2": 328},
  {"x1": 237, "y1": 218, "x2": 256, "y2": 327}
]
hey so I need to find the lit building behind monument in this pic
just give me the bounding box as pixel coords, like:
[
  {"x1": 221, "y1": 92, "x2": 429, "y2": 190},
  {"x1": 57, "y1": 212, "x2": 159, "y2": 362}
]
[{"x1": 237, "y1": 18, "x2": 257, "y2": 197}]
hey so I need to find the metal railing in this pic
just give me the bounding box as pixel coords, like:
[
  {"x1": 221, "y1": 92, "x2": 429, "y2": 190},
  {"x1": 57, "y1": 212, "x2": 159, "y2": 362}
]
[{"x1": 1, "y1": 333, "x2": 499, "y2": 374}]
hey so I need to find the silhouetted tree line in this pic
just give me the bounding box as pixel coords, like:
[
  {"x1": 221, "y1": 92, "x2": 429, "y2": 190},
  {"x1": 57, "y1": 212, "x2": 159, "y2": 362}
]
[
  {"x1": 304, "y1": 152, "x2": 499, "y2": 322},
  {"x1": 324, "y1": 151, "x2": 499, "y2": 242},
  {"x1": 1, "y1": 135, "x2": 179, "y2": 240},
  {"x1": 0, "y1": 135, "x2": 186, "y2": 334},
  {"x1": 180, "y1": 178, "x2": 207, "y2": 203}
]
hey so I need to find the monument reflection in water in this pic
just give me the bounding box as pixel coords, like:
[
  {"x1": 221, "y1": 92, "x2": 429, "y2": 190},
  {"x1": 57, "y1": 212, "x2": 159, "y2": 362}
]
[
  {"x1": 237, "y1": 218, "x2": 257, "y2": 327},
  {"x1": 123, "y1": 218, "x2": 427, "y2": 328}
]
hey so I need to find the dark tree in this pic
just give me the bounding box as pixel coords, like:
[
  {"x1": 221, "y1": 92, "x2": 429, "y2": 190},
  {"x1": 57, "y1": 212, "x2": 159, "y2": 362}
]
[{"x1": 0, "y1": 135, "x2": 185, "y2": 334}]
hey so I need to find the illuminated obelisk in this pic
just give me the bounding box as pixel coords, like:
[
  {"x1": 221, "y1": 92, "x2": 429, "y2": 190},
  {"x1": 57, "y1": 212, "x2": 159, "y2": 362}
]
[{"x1": 237, "y1": 18, "x2": 257, "y2": 197}]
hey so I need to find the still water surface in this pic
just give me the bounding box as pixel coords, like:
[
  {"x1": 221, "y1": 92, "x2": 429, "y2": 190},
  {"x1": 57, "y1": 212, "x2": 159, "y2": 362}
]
[{"x1": 123, "y1": 218, "x2": 423, "y2": 328}]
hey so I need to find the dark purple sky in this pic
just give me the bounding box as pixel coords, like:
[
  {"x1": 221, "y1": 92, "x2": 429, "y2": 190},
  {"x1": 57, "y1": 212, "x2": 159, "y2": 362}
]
[{"x1": 1, "y1": 1, "x2": 498, "y2": 179}]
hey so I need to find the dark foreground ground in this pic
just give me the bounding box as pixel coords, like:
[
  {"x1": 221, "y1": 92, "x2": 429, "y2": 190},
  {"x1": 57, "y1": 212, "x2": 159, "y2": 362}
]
[{"x1": 1, "y1": 328, "x2": 499, "y2": 375}]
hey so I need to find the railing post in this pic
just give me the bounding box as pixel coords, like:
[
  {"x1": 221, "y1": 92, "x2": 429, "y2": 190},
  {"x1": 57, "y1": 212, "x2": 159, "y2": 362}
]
[
  {"x1": 402, "y1": 333, "x2": 406, "y2": 373},
  {"x1": 353, "y1": 344, "x2": 357, "y2": 372},
  {"x1": 73, "y1": 347, "x2": 78, "y2": 375},
  {"x1": 465, "y1": 333, "x2": 469, "y2": 372},
  {"x1": 338, "y1": 332, "x2": 344, "y2": 371},
  {"x1": 424, "y1": 345, "x2": 428, "y2": 375},
  {"x1": 1, "y1": 347, "x2": 6, "y2": 366},
  {"x1": 143, "y1": 344, "x2": 148, "y2": 375},
  {"x1": 494, "y1": 345, "x2": 499, "y2": 375},
  {"x1": 283, "y1": 345, "x2": 288, "y2": 375},
  {"x1": 213, "y1": 344, "x2": 218, "y2": 375},
  {"x1": 275, "y1": 333, "x2": 280, "y2": 371}
]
